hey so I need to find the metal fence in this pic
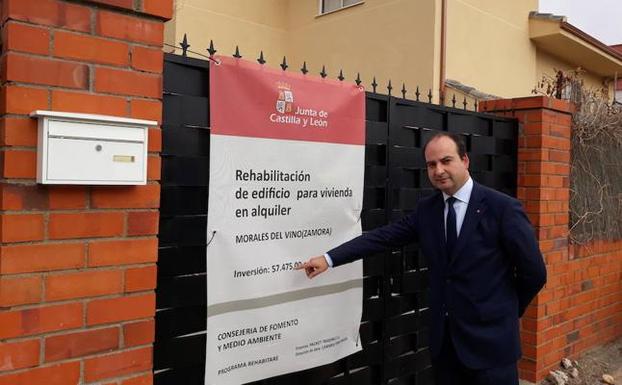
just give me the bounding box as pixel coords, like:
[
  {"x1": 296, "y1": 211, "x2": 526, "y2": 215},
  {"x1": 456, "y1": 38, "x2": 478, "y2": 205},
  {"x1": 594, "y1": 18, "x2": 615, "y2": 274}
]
[{"x1": 155, "y1": 39, "x2": 518, "y2": 385}]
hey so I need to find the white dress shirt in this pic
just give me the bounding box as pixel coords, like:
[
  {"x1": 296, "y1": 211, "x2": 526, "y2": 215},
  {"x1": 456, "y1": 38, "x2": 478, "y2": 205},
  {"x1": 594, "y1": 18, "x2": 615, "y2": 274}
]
[
  {"x1": 443, "y1": 177, "x2": 473, "y2": 239},
  {"x1": 325, "y1": 177, "x2": 474, "y2": 267}
]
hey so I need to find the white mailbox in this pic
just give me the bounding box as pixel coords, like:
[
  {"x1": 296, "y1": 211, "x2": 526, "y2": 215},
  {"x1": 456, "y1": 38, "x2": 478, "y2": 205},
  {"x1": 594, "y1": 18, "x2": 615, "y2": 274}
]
[{"x1": 31, "y1": 111, "x2": 156, "y2": 185}]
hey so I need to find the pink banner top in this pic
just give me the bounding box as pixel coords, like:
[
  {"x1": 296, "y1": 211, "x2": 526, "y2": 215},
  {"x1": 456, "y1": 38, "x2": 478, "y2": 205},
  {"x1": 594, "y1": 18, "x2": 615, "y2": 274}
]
[{"x1": 210, "y1": 56, "x2": 365, "y2": 145}]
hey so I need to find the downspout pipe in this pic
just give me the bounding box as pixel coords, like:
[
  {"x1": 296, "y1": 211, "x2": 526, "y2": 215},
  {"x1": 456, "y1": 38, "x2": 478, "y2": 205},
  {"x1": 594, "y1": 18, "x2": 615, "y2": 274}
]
[{"x1": 439, "y1": 0, "x2": 447, "y2": 104}]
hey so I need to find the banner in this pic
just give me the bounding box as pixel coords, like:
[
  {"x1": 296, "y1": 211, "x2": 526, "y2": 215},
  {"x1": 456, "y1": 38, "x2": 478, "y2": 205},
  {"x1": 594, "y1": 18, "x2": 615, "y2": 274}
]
[{"x1": 206, "y1": 56, "x2": 365, "y2": 384}]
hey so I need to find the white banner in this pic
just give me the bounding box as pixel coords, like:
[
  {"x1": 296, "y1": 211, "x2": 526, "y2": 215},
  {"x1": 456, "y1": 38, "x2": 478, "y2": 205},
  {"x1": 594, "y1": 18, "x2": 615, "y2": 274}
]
[{"x1": 206, "y1": 56, "x2": 365, "y2": 384}]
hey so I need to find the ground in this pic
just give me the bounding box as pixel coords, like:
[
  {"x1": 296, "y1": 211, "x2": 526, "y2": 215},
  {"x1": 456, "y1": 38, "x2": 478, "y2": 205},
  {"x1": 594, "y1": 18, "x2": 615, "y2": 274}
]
[{"x1": 540, "y1": 338, "x2": 622, "y2": 385}]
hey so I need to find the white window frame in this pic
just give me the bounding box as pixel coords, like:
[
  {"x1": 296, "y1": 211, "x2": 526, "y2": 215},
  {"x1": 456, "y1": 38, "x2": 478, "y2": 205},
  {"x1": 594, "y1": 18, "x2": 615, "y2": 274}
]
[{"x1": 318, "y1": 0, "x2": 364, "y2": 16}]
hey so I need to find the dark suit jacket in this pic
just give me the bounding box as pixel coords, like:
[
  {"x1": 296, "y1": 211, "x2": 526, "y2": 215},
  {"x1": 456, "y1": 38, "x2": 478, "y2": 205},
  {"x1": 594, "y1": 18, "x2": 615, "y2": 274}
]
[{"x1": 329, "y1": 182, "x2": 546, "y2": 369}]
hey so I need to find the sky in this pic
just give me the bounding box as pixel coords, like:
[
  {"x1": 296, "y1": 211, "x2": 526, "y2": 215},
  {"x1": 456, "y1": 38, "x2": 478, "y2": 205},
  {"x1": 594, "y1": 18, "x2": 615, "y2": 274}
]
[{"x1": 539, "y1": 0, "x2": 622, "y2": 45}]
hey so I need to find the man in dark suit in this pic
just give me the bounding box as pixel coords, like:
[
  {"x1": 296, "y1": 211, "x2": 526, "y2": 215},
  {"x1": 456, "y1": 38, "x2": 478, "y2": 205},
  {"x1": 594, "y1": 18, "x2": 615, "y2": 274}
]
[{"x1": 298, "y1": 132, "x2": 547, "y2": 385}]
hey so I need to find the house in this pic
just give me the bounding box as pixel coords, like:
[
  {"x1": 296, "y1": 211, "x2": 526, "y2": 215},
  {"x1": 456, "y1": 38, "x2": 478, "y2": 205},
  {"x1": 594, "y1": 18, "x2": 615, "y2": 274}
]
[{"x1": 165, "y1": 0, "x2": 622, "y2": 104}]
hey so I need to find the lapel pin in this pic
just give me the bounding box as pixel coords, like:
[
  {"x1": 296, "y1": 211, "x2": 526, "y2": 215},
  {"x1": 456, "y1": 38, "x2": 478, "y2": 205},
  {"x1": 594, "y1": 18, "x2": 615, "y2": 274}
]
[{"x1": 476, "y1": 209, "x2": 481, "y2": 214}]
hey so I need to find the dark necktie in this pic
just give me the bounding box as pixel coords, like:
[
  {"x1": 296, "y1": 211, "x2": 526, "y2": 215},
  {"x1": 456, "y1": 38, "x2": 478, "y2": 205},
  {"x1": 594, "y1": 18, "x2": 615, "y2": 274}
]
[{"x1": 446, "y1": 197, "x2": 457, "y2": 256}]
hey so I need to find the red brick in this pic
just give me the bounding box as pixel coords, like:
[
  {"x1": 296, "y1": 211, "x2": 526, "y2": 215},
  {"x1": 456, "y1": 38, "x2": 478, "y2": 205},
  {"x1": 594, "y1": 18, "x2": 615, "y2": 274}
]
[
  {"x1": 549, "y1": 99, "x2": 574, "y2": 113},
  {"x1": 522, "y1": 122, "x2": 548, "y2": 136},
  {"x1": 131, "y1": 46, "x2": 163, "y2": 73},
  {"x1": 55, "y1": 31, "x2": 129, "y2": 67},
  {"x1": 478, "y1": 99, "x2": 507, "y2": 112},
  {"x1": 131, "y1": 99, "x2": 162, "y2": 124},
  {"x1": 143, "y1": 0, "x2": 173, "y2": 19},
  {"x1": 0, "y1": 184, "x2": 44, "y2": 210},
  {"x1": 95, "y1": 67, "x2": 161, "y2": 98},
  {"x1": 91, "y1": 184, "x2": 160, "y2": 209},
  {"x1": 0, "y1": 303, "x2": 82, "y2": 339},
  {"x1": 1, "y1": 149, "x2": 36, "y2": 178},
  {"x1": 86, "y1": 293, "x2": 155, "y2": 325},
  {"x1": 90, "y1": 0, "x2": 134, "y2": 9},
  {"x1": 554, "y1": 113, "x2": 573, "y2": 126},
  {"x1": 2, "y1": 53, "x2": 89, "y2": 89},
  {"x1": 521, "y1": 110, "x2": 545, "y2": 124},
  {"x1": 0, "y1": 339, "x2": 39, "y2": 371},
  {"x1": 147, "y1": 156, "x2": 161, "y2": 180},
  {"x1": 549, "y1": 150, "x2": 570, "y2": 163},
  {"x1": 97, "y1": 11, "x2": 164, "y2": 46},
  {"x1": 124, "y1": 319, "x2": 155, "y2": 347},
  {"x1": 46, "y1": 269, "x2": 123, "y2": 301},
  {"x1": 127, "y1": 211, "x2": 159, "y2": 236},
  {"x1": 541, "y1": 136, "x2": 570, "y2": 151},
  {"x1": 0, "y1": 275, "x2": 42, "y2": 306},
  {"x1": 45, "y1": 327, "x2": 119, "y2": 362},
  {"x1": 0, "y1": 117, "x2": 37, "y2": 146},
  {"x1": 52, "y1": 90, "x2": 128, "y2": 116},
  {"x1": 0, "y1": 362, "x2": 80, "y2": 385},
  {"x1": 0, "y1": 242, "x2": 84, "y2": 274},
  {"x1": 0, "y1": 184, "x2": 87, "y2": 210},
  {"x1": 147, "y1": 128, "x2": 162, "y2": 152},
  {"x1": 4, "y1": 0, "x2": 91, "y2": 32},
  {"x1": 48, "y1": 186, "x2": 88, "y2": 209},
  {"x1": 0, "y1": 213, "x2": 44, "y2": 242},
  {"x1": 48, "y1": 212, "x2": 125, "y2": 240},
  {"x1": 2, "y1": 22, "x2": 50, "y2": 55},
  {"x1": 517, "y1": 148, "x2": 548, "y2": 161},
  {"x1": 125, "y1": 265, "x2": 157, "y2": 292},
  {"x1": 513, "y1": 96, "x2": 548, "y2": 110},
  {"x1": 122, "y1": 373, "x2": 153, "y2": 385},
  {"x1": 88, "y1": 238, "x2": 157, "y2": 267},
  {"x1": 0, "y1": 85, "x2": 48, "y2": 114},
  {"x1": 550, "y1": 123, "x2": 571, "y2": 139},
  {"x1": 84, "y1": 346, "x2": 152, "y2": 382}
]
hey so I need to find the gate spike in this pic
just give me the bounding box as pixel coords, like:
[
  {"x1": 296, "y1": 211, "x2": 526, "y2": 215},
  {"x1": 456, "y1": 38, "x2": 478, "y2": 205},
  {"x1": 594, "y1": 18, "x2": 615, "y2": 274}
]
[
  {"x1": 463, "y1": 96, "x2": 468, "y2": 110},
  {"x1": 338, "y1": 69, "x2": 344, "y2": 81},
  {"x1": 233, "y1": 46, "x2": 242, "y2": 58},
  {"x1": 401, "y1": 83, "x2": 407, "y2": 98},
  {"x1": 280, "y1": 56, "x2": 288, "y2": 71},
  {"x1": 301, "y1": 61, "x2": 308, "y2": 74},
  {"x1": 257, "y1": 51, "x2": 266, "y2": 65},
  {"x1": 387, "y1": 80, "x2": 392, "y2": 95},
  {"x1": 180, "y1": 34, "x2": 190, "y2": 57},
  {"x1": 415, "y1": 86, "x2": 420, "y2": 101},
  {"x1": 451, "y1": 94, "x2": 456, "y2": 108},
  {"x1": 371, "y1": 77, "x2": 378, "y2": 93},
  {"x1": 427, "y1": 89, "x2": 433, "y2": 103},
  {"x1": 207, "y1": 40, "x2": 217, "y2": 56},
  {"x1": 355, "y1": 73, "x2": 362, "y2": 86},
  {"x1": 320, "y1": 65, "x2": 327, "y2": 78}
]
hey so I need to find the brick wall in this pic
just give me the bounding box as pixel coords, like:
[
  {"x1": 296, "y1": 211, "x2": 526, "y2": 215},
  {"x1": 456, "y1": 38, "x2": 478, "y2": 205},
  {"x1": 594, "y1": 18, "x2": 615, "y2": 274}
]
[
  {"x1": 481, "y1": 96, "x2": 622, "y2": 383},
  {"x1": 0, "y1": 0, "x2": 171, "y2": 384}
]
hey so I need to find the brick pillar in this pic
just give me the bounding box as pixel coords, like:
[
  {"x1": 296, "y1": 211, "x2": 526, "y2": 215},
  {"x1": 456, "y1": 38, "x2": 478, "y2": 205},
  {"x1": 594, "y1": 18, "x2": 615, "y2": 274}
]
[
  {"x1": 0, "y1": 1, "x2": 171, "y2": 384},
  {"x1": 480, "y1": 96, "x2": 574, "y2": 383}
]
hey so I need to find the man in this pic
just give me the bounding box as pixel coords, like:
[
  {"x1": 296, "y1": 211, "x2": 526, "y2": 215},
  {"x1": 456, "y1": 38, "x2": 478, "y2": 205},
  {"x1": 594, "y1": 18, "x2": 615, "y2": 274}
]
[{"x1": 297, "y1": 132, "x2": 546, "y2": 385}]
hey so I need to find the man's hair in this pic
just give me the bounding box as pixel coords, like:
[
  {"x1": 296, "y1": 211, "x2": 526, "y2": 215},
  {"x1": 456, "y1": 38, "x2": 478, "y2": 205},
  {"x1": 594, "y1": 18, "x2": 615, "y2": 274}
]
[{"x1": 423, "y1": 132, "x2": 467, "y2": 159}]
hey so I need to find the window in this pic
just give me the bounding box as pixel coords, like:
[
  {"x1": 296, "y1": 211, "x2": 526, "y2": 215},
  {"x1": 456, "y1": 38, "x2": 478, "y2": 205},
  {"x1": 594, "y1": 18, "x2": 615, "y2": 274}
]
[
  {"x1": 319, "y1": 0, "x2": 363, "y2": 15},
  {"x1": 616, "y1": 90, "x2": 622, "y2": 104}
]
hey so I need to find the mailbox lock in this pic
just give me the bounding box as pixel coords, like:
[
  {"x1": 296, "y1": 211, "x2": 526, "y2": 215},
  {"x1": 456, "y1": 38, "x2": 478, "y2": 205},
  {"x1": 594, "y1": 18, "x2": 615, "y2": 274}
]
[{"x1": 95, "y1": 144, "x2": 102, "y2": 152}]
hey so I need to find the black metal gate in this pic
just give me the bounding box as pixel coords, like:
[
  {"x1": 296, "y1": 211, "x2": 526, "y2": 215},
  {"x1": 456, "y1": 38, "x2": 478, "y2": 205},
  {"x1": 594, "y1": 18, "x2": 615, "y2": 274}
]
[{"x1": 155, "y1": 52, "x2": 518, "y2": 385}]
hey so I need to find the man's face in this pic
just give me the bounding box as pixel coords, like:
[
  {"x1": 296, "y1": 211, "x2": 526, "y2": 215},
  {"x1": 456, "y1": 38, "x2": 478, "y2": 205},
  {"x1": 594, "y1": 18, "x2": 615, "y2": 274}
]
[{"x1": 424, "y1": 136, "x2": 470, "y2": 195}]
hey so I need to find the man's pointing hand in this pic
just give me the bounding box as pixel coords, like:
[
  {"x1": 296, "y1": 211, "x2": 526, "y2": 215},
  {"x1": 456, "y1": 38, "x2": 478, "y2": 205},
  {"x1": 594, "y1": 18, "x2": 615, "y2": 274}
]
[{"x1": 295, "y1": 256, "x2": 328, "y2": 279}]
